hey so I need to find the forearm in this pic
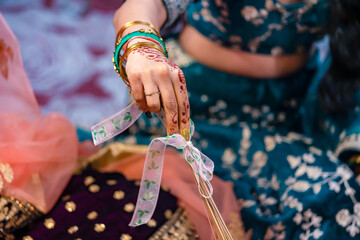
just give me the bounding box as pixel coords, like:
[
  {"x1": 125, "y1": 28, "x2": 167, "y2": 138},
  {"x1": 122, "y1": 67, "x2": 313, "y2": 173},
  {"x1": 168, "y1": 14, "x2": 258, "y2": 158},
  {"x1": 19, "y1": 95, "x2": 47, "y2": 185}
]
[{"x1": 113, "y1": 0, "x2": 167, "y2": 36}]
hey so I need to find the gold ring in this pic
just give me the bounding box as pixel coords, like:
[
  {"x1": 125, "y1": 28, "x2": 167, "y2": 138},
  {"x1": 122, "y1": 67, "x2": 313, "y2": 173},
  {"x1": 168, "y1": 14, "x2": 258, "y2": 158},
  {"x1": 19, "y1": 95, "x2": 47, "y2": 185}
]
[{"x1": 145, "y1": 91, "x2": 161, "y2": 96}]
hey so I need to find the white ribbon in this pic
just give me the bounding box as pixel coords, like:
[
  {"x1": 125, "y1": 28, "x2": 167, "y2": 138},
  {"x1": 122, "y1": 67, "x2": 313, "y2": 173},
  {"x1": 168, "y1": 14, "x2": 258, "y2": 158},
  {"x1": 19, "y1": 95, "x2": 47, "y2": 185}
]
[{"x1": 91, "y1": 102, "x2": 214, "y2": 226}]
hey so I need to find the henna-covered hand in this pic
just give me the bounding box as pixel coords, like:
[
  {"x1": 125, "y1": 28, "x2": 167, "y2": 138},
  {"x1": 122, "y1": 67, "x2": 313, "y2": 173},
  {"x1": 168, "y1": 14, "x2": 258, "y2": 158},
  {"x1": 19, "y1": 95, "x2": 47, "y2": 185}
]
[{"x1": 125, "y1": 46, "x2": 190, "y2": 137}]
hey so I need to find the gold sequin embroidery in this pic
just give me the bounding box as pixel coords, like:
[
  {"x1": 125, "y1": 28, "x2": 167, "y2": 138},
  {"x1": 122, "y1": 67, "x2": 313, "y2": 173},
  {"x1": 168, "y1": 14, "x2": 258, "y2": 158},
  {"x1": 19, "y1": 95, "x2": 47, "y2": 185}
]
[
  {"x1": 68, "y1": 225, "x2": 79, "y2": 234},
  {"x1": 147, "y1": 219, "x2": 157, "y2": 227},
  {"x1": 106, "y1": 179, "x2": 117, "y2": 186},
  {"x1": 120, "y1": 233, "x2": 132, "y2": 240},
  {"x1": 22, "y1": 236, "x2": 33, "y2": 240},
  {"x1": 94, "y1": 223, "x2": 106, "y2": 232},
  {"x1": 164, "y1": 209, "x2": 173, "y2": 220},
  {"x1": 113, "y1": 190, "x2": 125, "y2": 200},
  {"x1": 65, "y1": 201, "x2": 76, "y2": 212},
  {"x1": 124, "y1": 203, "x2": 135, "y2": 213},
  {"x1": 149, "y1": 208, "x2": 197, "y2": 240},
  {"x1": 0, "y1": 196, "x2": 42, "y2": 238},
  {"x1": 89, "y1": 184, "x2": 100, "y2": 193},
  {"x1": 44, "y1": 218, "x2": 55, "y2": 229},
  {"x1": 84, "y1": 176, "x2": 95, "y2": 186},
  {"x1": 61, "y1": 195, "x2": 71, "y2": 201},
  {"x1": 87, "y1": 211, "x2": 98, "y2": 220}
]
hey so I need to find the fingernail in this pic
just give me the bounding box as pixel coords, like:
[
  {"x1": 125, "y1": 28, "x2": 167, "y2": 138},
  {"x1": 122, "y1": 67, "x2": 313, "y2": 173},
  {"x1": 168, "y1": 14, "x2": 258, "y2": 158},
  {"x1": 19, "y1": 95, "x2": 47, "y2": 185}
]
[
  {"x1": 145, "y1": 111, "x2": 152, "y2": 119},
  {"x1": 181, "y1": 129, "x2": 190, "y2": 141}
]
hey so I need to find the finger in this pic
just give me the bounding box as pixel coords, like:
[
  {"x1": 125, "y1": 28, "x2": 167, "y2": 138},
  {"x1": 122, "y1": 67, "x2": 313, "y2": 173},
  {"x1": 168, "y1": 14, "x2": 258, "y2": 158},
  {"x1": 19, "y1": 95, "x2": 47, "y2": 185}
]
[
  {"x1": 158, "y1": 81, "x2": 179, "y2": 136},
  {"x1": 143, "y1": 80, "x2": 161, "y2": 113},
  {"x1": 172, "y1": 69, "x2": 190, "y2": 140},
  {"x1": 127, "y1": 71, "x2": 148, "y2": 112}
]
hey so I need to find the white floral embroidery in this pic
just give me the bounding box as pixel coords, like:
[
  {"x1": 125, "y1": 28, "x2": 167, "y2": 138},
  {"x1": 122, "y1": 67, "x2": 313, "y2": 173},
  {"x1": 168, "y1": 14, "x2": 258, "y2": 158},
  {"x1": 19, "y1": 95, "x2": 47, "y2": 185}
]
[
  {"x1": 240, "y1": 199, "x2": 256, "y2": 208},
  {"x1": 287, "y1": 153, "x2": 323, "y2": 181},
  {"x1": 230, "y1": 171, "x2": 242, "y2": 180},
  {"x1": 336, "y1": 209, "x2": 352, "y2": 227},
  {"x1": 284, "y1": 149, "x2": 359, "y2": 238},
  {"x1": 216, "y1": 100, "x2": 227, "y2": 109},
  {"x1": 327, "y1": 150, "x2": 340, "y2": 164},
  {"x1": 281, "y1": 195, "x2": 303, "y2": 212},
  {"x1": 287, "y1": 155, "x2": 301, "y2": 168},
  {"x1": 259, "y1": 194, "x2": 278, "y2": 206},
  {"x1": 293, "y1": 209, "x2": 323, "y2": 240},
  {"x1": 336, "y1": 203, "x2": 360, "y2": 237},
  {"x1": 248, "y1": 151, "x2": 268, "y2": 177},
  {"x1": 257, "y1": 174, "x2": 280, "y2": 191},
  {"x1": 222, "y1": 148, "x2": 236, "y2": 165},
  {"x1": 264, "y1": 136, "x2": 276, "y2": 151},
  {"x1": 309, "y1": 146, "x2": 323, "y2": 156},
  {"x1": 303, "y1": 153, "x2": 315, "y2": 164},
  {"x1": 293, "y1": 181, "x2": 311, "y2": 192},
  {"x1": 238, "y1": 125, "x2": 251, "y2": 166},
  {"x1": 264, "y1": 222, "x2": 286, "y2": 240},
  {"x1": 222, "y1": 146, "x2": 242, "y2": 180},
  {"x1": 270, "y1": 132, "x2": 313, "y2": 146}
]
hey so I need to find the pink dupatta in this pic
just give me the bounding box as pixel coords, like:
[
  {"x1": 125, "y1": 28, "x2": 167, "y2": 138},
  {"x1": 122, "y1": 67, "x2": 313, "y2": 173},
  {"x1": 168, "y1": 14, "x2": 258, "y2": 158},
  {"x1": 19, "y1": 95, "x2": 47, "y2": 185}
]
[{"x1": 0, "y1": 14, "x2": 78, "y2": 213}]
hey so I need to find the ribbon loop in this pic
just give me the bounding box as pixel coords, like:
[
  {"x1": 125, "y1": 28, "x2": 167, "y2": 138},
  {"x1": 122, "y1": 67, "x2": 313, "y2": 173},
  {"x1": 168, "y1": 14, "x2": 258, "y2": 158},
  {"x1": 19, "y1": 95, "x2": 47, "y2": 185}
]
[{"x1": 91, "y1": 102, "x2": 215, "y2": 226}]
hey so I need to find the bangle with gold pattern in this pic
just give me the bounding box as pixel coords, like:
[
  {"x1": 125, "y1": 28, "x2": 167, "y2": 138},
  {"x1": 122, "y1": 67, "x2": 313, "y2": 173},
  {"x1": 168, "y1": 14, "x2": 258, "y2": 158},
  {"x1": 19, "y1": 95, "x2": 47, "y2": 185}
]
[{"x1": 115, "y1": 20, "x2": 161, "y2": 48}]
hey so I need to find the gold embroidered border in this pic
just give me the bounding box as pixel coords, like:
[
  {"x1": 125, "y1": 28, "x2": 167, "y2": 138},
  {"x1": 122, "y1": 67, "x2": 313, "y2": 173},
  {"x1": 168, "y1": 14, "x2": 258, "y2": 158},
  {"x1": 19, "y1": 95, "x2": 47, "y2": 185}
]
[
  {"x1": 0, "y1": 195, "x2": 42, "y2": 238},
  {"x1": 149, "y1": 208, "x2": 199, "y2": 240}
]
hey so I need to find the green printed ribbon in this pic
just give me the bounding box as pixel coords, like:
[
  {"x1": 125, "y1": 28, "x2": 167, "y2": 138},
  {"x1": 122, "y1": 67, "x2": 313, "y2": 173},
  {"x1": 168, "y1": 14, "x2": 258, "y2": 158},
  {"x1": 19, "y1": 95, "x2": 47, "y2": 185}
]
[{"x1": 91, "y1": 102, "x2": 214, "y2": 227}]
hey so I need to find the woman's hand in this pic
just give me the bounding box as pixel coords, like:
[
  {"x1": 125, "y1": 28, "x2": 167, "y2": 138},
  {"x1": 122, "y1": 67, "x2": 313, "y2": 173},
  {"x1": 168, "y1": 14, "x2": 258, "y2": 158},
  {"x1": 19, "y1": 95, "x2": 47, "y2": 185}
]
[{"x1": 125, "y1": 45, "x2": 190, "y2": 139}]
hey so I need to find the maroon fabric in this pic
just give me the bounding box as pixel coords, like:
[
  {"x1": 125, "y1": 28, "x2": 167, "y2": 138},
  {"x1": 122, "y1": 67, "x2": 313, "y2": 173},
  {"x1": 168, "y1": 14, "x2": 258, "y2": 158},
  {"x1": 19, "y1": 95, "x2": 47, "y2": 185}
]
[{"x1": 15, "y1": 170, "x2": 178, "y2": 240}]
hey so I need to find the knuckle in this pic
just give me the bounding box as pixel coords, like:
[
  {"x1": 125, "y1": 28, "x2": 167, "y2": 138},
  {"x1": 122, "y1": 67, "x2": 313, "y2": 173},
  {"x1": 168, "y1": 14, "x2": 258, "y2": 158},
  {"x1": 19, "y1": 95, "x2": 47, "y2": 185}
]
[
  {"x1": 142, "y1": 67, "x2": 152, "y2": 76},
  {"x1": 156, "y1": 64, "x2": 168, "y2": 77},
  {"x1": 165, "y1": 99, "x2": 177, "y2": 111},
  {"x1": 147, "y1": 100, "x2": 161, "y2": 113},
  {"x1": 128, "y1": 70, "x2": 141, "y2": 81},
  {"x1": 132, "y1": 93, "x2": 144, "y2": 102},
  {"x1": 147, "y1": 101, "x2": 159, "y2": 109}
]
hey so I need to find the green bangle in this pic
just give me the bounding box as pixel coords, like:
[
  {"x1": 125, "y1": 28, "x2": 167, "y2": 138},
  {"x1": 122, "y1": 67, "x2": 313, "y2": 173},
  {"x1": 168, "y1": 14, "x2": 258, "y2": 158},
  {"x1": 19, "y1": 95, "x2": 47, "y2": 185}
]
[{"x1": 113, "y1": 30, "x2": 168, "y2": 75}]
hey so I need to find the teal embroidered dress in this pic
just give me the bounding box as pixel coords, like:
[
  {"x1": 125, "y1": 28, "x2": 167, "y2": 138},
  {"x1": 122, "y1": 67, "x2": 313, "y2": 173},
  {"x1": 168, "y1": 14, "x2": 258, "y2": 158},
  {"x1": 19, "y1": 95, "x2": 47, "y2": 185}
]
[{"x1": 119, "y1": 0, "x2": 360, "y2": 239}]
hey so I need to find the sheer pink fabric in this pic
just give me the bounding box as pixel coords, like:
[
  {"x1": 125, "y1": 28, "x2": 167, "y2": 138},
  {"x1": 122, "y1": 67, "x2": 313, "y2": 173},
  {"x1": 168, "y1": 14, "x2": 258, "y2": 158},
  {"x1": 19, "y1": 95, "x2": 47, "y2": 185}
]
[
  {"x1": 0, "y1": 14, "x2": 78, "y2": 213},
  {"x1": 100, "y1": 148, "x2": 246, "y2": 240}
]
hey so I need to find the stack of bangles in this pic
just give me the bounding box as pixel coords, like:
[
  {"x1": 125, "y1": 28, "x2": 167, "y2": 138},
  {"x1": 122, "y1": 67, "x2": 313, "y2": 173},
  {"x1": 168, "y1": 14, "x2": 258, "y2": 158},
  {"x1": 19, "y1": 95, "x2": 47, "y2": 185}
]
[{"x1": 112, "y1": 20, "x2": 169, "y2": 87}]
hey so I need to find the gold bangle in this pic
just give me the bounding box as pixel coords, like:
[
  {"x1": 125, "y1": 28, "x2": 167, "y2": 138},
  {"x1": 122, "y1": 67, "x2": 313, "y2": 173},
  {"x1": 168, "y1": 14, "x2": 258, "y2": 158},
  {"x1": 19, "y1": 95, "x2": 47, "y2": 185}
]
[
  {"x1": 118, "y1": 42, "x2": 166, "y2": 86},
  {"x1": 115, "y1": 21, "x2": 161, "y2": 48}
]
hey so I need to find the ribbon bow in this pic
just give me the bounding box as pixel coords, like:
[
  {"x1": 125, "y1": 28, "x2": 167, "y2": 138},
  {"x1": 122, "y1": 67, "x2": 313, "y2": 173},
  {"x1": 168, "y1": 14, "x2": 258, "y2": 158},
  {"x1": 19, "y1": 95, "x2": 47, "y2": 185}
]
[{"x1": 91, "y1": 102, "x2": 214, "y2": 226}]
